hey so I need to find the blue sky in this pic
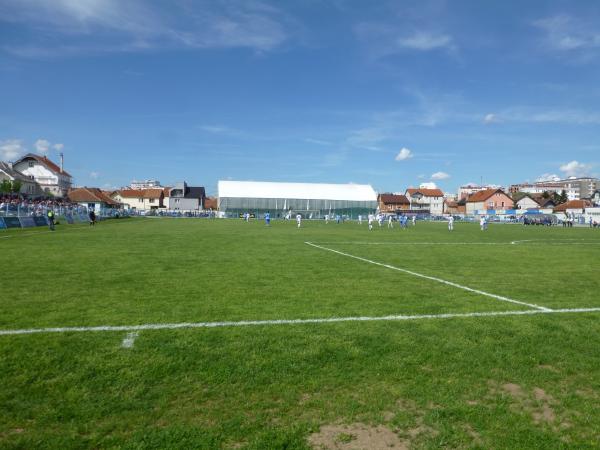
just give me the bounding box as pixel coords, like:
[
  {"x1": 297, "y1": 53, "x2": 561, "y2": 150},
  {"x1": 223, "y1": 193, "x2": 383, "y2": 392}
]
[{"x1": 1, "y1": 0, "x2": 599, "y2": 195}]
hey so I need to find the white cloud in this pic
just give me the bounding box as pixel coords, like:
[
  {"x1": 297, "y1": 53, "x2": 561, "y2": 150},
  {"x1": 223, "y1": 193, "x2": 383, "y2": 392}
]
[
  {"x1": 304, "y1": 138, "x2": 332, "y2": 146},
  {"x1": 35, "y1": 139, "x2": 51, "y2": 154},
  {"x1": 395, "y1": 147, "x2": 413, "y2": 161},
  {"x1": 2, "y1": 0, "x2": 292, "y2": 57},
  {"x1": 52, "y1": 143, "x2": 64, "y2": 151},
  {"x1": 396, "y1": 32, "x2": 453, "y2": 51},
  {"x1": 200, "y1": 125, "x2": 230, "y2": 133},
  {"x1": 499, "y1": 107, "x2": 600, "y2": 125},
  {"x1": 559, "y1": 160, "x2": 592, "y2": 177},
  {"x1": 431, "y1": 171, "x2": 450, "y2": 180},
  {"x1": 483, "y1": 113, "x2": 499, "y2": 124},
  {"x1": 534, "y1": 15, "x2": 600, "y2": 52},
  {"x1": 346, "y1": 127, "x2": 388, "y2": 151},
  {"x1": 536, "y1": 173, "x2": 560, "y2": 182},
  {"x1": 355, "y1": 23, "x2": 455, "y2": 60},
  {"x1": 0, "y1": 139, "x2": 26, "y2": 161},
  {"x1": 90, "y1": 171, "x2": 99, "y2": 179}
]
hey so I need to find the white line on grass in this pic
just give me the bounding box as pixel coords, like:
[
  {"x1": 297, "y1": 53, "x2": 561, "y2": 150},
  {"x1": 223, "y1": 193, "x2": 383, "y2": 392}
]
[
  {"x1": 305, "y1": 241, "x2": 552, "y2": 311},
  {"x1": 313, "y1": 242, "x2": 509, "y2": 245},
  {"x1": 1, "y1": 308, "x2": 600, "y2": 336},
  {"x1": 312, "y1": 240, "x2": 600, "y2": 246},
  {"x1": 121, "y1": 332, "x2": 139, "y2": 348}
]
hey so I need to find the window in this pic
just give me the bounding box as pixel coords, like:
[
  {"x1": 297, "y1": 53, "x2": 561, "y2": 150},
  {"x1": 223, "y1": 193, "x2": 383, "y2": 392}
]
[
  {"x1": 138, "y1": 198, "x2": 143, "y2": 202},
  {"x1": 28, "y1": 161, "x2": 34, "y2": 167},
  {"x1": 149, "y1": 198, "x2": 155, "y2": 203}
]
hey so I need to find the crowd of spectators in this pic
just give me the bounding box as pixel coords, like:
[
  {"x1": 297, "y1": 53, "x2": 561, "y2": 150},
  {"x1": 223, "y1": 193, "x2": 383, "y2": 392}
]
[{"x1": 0, "y1": 195, "x2": 83, "y2": 216}]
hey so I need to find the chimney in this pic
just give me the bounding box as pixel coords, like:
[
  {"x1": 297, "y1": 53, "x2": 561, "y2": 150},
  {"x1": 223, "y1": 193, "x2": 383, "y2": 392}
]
[{"x1": 60, "y1": 152, "x2": 64, "y2": 173}]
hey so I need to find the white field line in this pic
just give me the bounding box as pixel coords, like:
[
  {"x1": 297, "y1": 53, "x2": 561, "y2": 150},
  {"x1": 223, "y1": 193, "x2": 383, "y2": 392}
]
[
  {"x1": 2, "y1": 308, "x2": 600, "y2": 336},
  {"x1": 313, "y1": 242, "x2": 509, "y2": 245},
  {"x1": 121, "y1": 332, "x2": 139, "y2": 348},
  {"x1": 305, "y1": 241, "x2": 552, "y2": 311},
  {"x1": 312, "y1": 240, "x2": 600, "y2": 246}
]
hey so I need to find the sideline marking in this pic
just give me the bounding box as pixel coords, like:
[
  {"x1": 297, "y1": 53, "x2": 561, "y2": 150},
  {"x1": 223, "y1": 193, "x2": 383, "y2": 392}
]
[
  {"x1": 121, "y1": 332, "x2": 139, "y2": 348},
  {"x1": 1, "y1": 308, "x2": 600, "y2": 336},
  {"x1": 312, "y1": 240, "x2": 600, "y2": 246},
  {"x1": 305, "y1": 241, "x2": 552, "y2": 311}
]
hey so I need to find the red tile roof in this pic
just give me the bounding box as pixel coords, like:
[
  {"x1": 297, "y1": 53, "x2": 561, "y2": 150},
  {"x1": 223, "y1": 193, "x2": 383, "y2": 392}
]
[
  {"x1": 204, "y1": 197, "x2": 217, "y2": 210},
  {"x1": 554, "y1": 199, "x2": 592, "y2": 211},
  {"x1": 17, "y1": 153, "x2": 72, "y2": 177},
  {"x1": 466, "y1": 188, "x2": 508, "y2": 203},
  {"x1": 378, "y1": 193, "x2": 410, "y2": 204},
  {"x1": 68, "y1": 188, "x2": 120, "y2": 205},
  {"x1": 406, "y1": 188, "x2": 444, "y2": 197},
  {"x1": 117, "y1": 189, "x2": 163, "y2": 199}
]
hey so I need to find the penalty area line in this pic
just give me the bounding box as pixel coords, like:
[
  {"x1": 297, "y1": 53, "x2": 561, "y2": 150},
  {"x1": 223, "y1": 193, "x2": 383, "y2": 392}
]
[
  {"x1": 305, "y1": 241, "x2": 552, "y2": 312},
  {"x1": 1, "y1": 308, "x2": 600, "y2": 336}
]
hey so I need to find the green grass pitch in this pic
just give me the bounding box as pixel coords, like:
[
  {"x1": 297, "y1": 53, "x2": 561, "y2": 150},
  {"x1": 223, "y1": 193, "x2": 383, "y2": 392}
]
[{"x1": 1, "y1": 218, "x2": 600, "y2": 449}]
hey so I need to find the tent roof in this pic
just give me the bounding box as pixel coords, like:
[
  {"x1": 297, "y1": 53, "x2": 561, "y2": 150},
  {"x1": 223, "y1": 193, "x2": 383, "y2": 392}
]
[{"x1": 218, "y1": 180, "x2": 377, "y2": 201}]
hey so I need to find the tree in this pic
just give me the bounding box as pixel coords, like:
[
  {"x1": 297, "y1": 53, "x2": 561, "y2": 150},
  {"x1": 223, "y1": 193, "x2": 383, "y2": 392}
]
[
  {"x1": 541, "y1": 190, "x2": 550, "y2": 199},
  {"x1": 0, "y1": 179, "x2": 11, "y2": 194},
  {"x1": 10, "y1": 180, "x2": 22, "y2": 194},
  {"x1": 552, "y1": 191, "x2": 561, "y2": 204},
  {"x1": 559, "y1": 189, "x2": 568, "y2": 204}
]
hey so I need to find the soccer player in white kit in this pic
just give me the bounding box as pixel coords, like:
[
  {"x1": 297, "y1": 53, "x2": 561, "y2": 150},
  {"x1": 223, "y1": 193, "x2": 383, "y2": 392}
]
[
  {"x1": 480, "y1": 216, "x2": 486, "y2": 231},
  {"x1": 296, "y1": 214, "x2": 302, "y2": 228},
  {"x1": 358, "y1": 215, "x2": 362, "y2": 225},
  {"x1": 388, "y1": 215, "x2": 394, "y2": 228},
  {"x1": 448, "y1": 215, "x2": 454, "y2": 231},
  {"x1": 368, "y1": 215, "x2": 373, "y2": 231}
]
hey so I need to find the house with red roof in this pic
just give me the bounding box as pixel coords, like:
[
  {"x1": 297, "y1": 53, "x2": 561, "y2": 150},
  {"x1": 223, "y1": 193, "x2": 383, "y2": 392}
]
[
  {"x1": 466, "y1": 189, "x2": 513, "y2": 214},
  {"x1": 377, "y1": 193, "x2": 410, "y2": 213},
  {"x1": 405, "y1": 188, "x2": 445, "y2": 215},
  {"x1": 13, "y1": 153, "x2": 72, "y2": 197},
  {"x1": 68, "y1": 187, "x2": 121, "y2": 213},
  {"x1": 111, "y1": 188, "x2": 164, "y2": 211}
]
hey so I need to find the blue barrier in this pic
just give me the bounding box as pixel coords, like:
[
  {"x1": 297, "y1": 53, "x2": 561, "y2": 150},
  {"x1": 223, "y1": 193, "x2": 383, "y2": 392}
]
[
  {"x1": 33, "y1": 216, "x2": 48, "y2": 226},
  {"x1": 0, "y1": 217, "x2": 6, "y2": 229},
  {"x1": 19, "y1": 217, "x2": 36, "y2": 228},
  {"x1": 3, "y1": 217, "x2": 22, "y2": 228}
]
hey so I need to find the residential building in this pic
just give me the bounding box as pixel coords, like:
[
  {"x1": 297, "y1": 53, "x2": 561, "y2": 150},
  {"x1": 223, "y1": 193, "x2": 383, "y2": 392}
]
[
  {"x1": 445, "y1": 199, "x2": 467, "y2": 215},
  {"x1": 112, "y1": 189, "x2": 164, "y2": 210},
  {"x1": 13, "y1": 153, "x2": 72, "y2": 197},
  {"x1": 164, "y1": 182, "x2": 206, "y2": 210},
  {"x1": 130, "y1": 180, "x2": 162, "y2": 189},
  {"x1": 513, "y1": 193, "x2": 541, "y2": 210},
  {"x1": 591, "y1": 190, "x2": 600, "y2": 206},
  {"x1": 68, "y1": 187, "x2": 121, "y2": 212},
  {"x1": 510, "y1": 177, "x2": 599, "y2": 201},
  {"x1": 466, "y1": 189, "x2": 514, "y2": 214},
  {"x1": 405, "y1": 188, "x2": 445, "y2": 215},
  {"x1": 377, "y1": 193, "x2": 410, "y2": 213},
  {"x1": 554, "y1": 199, "x2": 592, "y2": 215},
  {"x1": 458, "y1": 183, "x2": 503, "y2": 200},
  {"x1": 0, "y1": 161, "x2": 39, "y2": 195},
  {"x1": 204, "y1": 197, "x2": 217, "y2": 210}
]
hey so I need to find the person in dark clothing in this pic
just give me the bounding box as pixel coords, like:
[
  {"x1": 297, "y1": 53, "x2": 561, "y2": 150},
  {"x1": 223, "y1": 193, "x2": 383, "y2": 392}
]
[{"x1": 89, "y1": 210, "x2": 96, "y2": 226}]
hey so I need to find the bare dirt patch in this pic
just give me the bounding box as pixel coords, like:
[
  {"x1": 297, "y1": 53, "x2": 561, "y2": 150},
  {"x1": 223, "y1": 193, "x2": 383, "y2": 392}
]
[
  {"x1": 308, "y1": 423, "x2": 407, "y2": 450},
  {"x1": 490, "y1": 382, "x2": 562, "y2": 429}
]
